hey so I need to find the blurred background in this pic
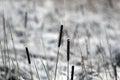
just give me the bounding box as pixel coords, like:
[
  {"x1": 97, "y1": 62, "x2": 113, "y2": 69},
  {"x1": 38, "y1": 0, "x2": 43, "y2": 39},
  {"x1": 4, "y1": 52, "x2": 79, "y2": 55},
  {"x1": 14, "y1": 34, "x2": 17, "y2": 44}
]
[{"x1": 0, "y1": 0, "x2": 120, "y2": 80}]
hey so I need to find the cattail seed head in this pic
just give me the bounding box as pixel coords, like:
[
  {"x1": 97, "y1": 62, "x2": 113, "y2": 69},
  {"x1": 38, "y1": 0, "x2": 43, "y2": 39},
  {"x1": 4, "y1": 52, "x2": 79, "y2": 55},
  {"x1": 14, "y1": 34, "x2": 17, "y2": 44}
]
[
  {"x1": 25, "y1": 47, "x2": 31, "y2": 64},
  {"x1": 58, "y1": 25, "x2": 63, "y2": 47},
  {"x1": 24, "y1": 12, "x2": 28, "y2": 28},
  {"x1": 67, "y1": 39, "x2": 70, "y2": 61},
  {"x1": 2, "y1": 14, "x2": 5, "y2": 30},
  {"x1": 71, "y1": 66, "x2": 75, "y2": 80}
]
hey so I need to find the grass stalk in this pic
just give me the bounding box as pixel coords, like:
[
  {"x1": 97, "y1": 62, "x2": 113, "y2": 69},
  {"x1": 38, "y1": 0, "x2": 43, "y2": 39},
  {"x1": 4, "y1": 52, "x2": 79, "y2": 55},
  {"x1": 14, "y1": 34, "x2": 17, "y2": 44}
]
[
  {"x1": 0, "y1": 40, "x2": 5, "y2": 67},
  {"x1": 98, "y1": 42, "x2": 109, "y2": 80},
  {"x1": 39, "y1": 26, "x2": 50, "y2": 80},
  {"x1": 2, "y1": 14, "x2": 16, "y2": 80},
  {"x1": 3, "y1": 21, "x2": 11, "y2": 68},
  {"x1": 24, "y1": 12, "x2": 28, "y2": 47},
  {"x1": 104, "y1": 26, "x2": 115, "y2": 79},
  {"x1": 34, "y1": 61, "x2": 41, "y2": 80},
  {"x1": 104, "y1": 27, "x2": 112, "y2": 61},
  {"x1": 54, "y1": 48, "x2": 60, "y2": 80},
  {"x1": 24, "y1": 12, "x2": 28, "y2": 28},
  {"x1": 39, "y1": 58, "x2": 51, "y2": 80},
  {"x1": 85, "y1": 38, "x2": 93, "y2": 79},
  {"x1": 77, "y1": 33, "x2": 88, "y2": 79},
  {"x1": 2, "y1": 15, "x2": 7, "y2": 71}
]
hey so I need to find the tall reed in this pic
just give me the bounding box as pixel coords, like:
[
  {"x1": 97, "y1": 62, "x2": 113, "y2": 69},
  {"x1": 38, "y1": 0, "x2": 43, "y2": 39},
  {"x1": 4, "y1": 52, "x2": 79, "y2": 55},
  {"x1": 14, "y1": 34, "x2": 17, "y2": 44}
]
[
  {"x1": 2, "y1": 15, "x2": 7, "y2": 70},
  {"x1": 24, "y1": 12, "x2": 28, "y2": 47},
  {"x1": 54, "y1": 25, "x2": 63, "y2": 80},
  {"x1": 23, "y1": 12, "x2": 34, "y2": 80},
  {"x1": 67, "y1": 39, "x2": 70, "y2": 80},
  {"x1": 25, "y1": 47, "x2": 33, "y2": 80}
]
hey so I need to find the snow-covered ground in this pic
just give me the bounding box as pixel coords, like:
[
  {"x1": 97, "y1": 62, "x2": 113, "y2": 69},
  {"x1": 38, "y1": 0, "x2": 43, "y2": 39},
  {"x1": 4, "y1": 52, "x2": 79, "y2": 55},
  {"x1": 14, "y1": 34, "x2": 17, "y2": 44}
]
[{"x1": 0, "y1": 0, "x2": 120, "y2": 80}]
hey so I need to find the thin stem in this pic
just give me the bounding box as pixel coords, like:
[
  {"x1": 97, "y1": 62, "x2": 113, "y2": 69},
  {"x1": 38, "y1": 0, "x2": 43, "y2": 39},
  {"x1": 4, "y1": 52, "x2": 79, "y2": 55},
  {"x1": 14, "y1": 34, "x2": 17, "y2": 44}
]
[
  {"x1": 67, "y1": 39, "x2": 70, "y2": 80},
  {"x1": 54, "y1": 48, "x2": 60, "y2": 80},
  {"x1": 67, "y1": 61, "x2": 69, "y2": 80},
  {"x1": 34, "y1": 61, "x2": 41, "y2": 80}
]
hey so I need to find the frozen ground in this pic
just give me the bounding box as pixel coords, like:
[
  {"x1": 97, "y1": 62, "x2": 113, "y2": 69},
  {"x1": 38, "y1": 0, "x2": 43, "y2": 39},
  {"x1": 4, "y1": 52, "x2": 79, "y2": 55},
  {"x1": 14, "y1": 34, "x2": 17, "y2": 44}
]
[{"x1": 0, "y1": 0, "x2": 120, "y2": 80}]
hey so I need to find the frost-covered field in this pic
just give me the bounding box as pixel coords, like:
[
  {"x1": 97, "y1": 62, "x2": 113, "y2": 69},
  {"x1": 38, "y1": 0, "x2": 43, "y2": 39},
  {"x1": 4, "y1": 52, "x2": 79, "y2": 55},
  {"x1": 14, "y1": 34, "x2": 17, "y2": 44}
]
[{"x1": 0, "y1": 0, "x2": 120, "y2": 80}]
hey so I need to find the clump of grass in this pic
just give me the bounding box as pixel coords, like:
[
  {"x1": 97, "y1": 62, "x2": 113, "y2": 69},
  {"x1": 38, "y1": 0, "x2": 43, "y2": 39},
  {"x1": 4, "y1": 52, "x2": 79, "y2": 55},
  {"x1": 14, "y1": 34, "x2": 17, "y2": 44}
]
[{"x1": 3, "y1": 13, "x2": 20, "y2": 79}]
